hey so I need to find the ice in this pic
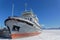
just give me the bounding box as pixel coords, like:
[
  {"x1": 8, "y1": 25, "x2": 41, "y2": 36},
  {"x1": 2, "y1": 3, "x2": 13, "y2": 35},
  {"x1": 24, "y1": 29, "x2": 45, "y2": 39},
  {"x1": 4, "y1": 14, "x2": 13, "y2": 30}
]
[
  {"x1": 17, "y1": 30, "x2": 60, "y2": 40},
  {"x1": 40, "y1": 30, "x2": 60, "y2": 40},
  {"x1": 0, "y1": 30, "x2": 60, "y2": 40}
]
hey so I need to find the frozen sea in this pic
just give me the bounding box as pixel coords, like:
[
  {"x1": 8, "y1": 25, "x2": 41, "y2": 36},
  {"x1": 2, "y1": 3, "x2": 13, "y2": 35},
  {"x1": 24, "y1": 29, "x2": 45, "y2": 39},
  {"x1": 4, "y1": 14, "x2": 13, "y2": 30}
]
[{"x1": 0, "y1": 29, "x2": 60, "y2": 40}]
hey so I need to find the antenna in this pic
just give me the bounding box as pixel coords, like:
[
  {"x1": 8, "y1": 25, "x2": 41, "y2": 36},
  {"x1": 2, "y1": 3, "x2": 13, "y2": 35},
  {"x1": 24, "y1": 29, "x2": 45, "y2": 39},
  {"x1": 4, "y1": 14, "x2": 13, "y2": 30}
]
[
  {"x1": 25, "y1": 3, "x2": 27, "y2": 11},
  {"x1": 30, "y1": 9, "x2": 33, "y2": 12},
  {"x1": 12, "y1": 3, "x2": 14, "y2": 17},
  {"x1": 30, "y1": 8, "x2": 34, "y2": 13}
]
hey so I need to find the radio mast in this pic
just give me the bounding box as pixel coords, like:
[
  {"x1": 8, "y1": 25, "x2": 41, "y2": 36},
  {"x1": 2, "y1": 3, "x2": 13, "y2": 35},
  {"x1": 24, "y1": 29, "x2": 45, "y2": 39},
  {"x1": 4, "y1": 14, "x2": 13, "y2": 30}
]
[
  {"x1": 25, "y1": 3, "x2": 27, "y2": 11},
  {"x1": 12, "y1": 3, "x2": 14, "y2": 17}
]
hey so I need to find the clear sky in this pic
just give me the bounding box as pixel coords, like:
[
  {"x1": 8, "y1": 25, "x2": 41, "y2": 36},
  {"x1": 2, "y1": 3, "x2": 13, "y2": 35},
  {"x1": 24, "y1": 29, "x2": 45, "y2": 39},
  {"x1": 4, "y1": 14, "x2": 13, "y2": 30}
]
[{"x1": 0, "y1": 0, "x2": 60, "y2": 28}]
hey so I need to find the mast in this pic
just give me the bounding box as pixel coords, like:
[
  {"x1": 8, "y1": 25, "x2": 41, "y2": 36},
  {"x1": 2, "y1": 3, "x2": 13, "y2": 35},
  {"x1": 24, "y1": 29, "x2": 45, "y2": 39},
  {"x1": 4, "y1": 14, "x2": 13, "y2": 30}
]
[
  {"x1": 25, "y1": 3, "x2": 27, "y2": 11},
  {"x1": 12, "y1": 3, "x2": 14, "y2": 17}
]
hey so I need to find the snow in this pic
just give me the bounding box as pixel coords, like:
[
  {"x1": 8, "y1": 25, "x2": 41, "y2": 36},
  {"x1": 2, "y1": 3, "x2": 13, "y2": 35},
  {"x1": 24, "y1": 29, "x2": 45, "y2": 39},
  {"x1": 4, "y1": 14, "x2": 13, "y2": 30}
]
[{"x1": 0, "y1": 30, "x2": 60, "y2": 40}]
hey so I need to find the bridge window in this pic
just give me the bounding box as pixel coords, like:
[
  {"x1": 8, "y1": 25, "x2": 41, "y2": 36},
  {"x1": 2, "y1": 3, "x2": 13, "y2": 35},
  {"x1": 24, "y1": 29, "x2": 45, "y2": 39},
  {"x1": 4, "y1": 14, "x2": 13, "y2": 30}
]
[
  {"x1": 30, "y1": 18, "x2": 32, "y2": 21},
  {"x1": 25, "y1": 18, "x2": 32, "y2": 21},
  {"x1": 25, "y1": 18, "x2": 27, "y2": 19}
]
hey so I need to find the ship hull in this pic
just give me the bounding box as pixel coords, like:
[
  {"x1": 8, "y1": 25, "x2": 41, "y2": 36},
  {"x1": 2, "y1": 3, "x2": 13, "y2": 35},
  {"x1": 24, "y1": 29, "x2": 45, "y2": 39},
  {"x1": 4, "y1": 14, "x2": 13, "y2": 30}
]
[
  {"x1": 5, "y1": 18, "x2": 41, "y2": 39},
  {"x1": 11, "y1": 32, "x2": 41, "y2": 38}
]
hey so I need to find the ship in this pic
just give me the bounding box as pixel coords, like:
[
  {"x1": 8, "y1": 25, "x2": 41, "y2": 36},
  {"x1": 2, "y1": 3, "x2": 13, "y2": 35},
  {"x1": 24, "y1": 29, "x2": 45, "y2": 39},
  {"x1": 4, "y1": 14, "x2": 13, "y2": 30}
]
[{"x1": 4, "y1": 4, "x2": 41, "y2": 39}]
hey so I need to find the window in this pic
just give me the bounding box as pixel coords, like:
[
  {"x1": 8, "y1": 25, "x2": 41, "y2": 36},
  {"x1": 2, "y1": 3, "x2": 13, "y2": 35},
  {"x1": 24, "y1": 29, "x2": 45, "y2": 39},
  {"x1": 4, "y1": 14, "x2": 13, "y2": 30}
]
[
  {"x1": 12, "y1": 25, "x2": 20, "y2": 31},
  {"x1": 28, "y1": 18, "x2": 29, "y2": 20},
  {"x1": 30, "y1": 18, "x2": 32, "y2": 21},
  {"x1": 25, "y1": 18, "x2": 27, "y2": 19},
  {"x1": 25, "y1": 18, "x2": 32, "y2": 21}
]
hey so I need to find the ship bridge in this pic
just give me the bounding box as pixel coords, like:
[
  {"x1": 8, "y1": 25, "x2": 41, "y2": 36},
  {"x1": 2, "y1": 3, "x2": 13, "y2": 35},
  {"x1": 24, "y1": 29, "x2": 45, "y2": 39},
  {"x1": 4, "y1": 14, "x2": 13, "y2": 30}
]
[{"x1": 21, "y1": 10, "x2": 39, "y2": 23}]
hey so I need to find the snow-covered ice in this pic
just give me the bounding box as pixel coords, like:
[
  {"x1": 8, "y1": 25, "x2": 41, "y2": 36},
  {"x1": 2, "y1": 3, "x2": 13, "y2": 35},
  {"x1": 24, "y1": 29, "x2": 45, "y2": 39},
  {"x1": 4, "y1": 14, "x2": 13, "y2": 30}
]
[
  {"x1": 17, "y1": 30, "x2": 60, "y2": 40},
  {"x1": 0, "y1": 30, "x2": 60, "y2": 40},
  {"x1": 40, "y1": 30, "x2": 60, "y2": 40}
]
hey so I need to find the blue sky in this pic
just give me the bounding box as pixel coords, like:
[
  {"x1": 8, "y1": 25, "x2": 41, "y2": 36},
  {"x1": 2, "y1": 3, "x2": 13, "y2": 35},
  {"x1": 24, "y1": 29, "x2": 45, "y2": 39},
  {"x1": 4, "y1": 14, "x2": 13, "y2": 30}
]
[{"x1": 0, "y1": 0, "x2": 60, "y2": 28}]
